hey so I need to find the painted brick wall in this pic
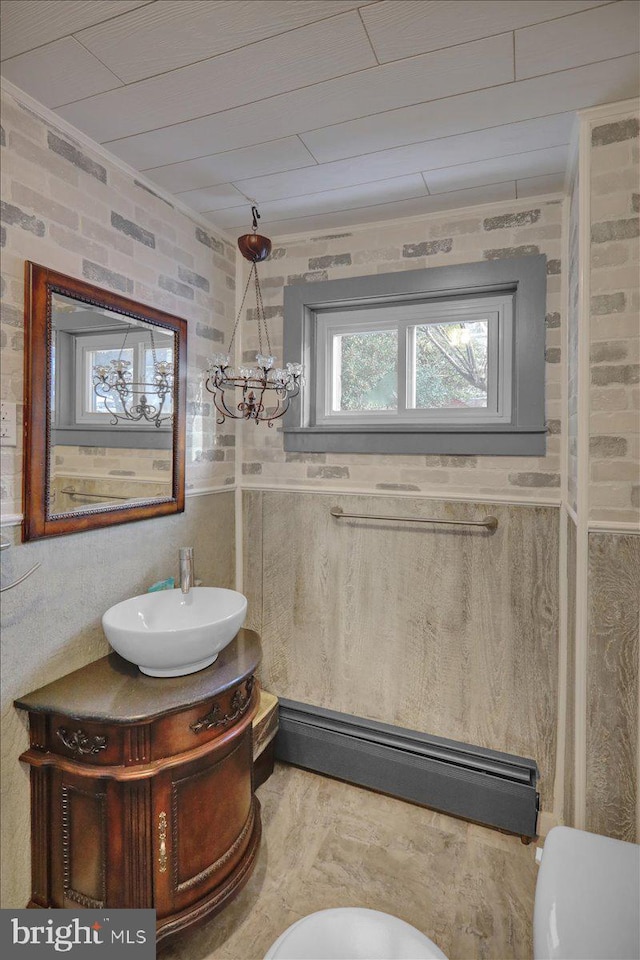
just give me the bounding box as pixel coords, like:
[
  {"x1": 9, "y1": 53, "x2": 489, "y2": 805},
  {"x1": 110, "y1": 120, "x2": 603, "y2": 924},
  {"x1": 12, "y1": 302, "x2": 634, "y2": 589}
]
[
  {"x1": 563, "y1": 106, "x2": 640, "y2": 843},
  {"x1": 239, "y1": 199, "x2": 563, "y2": 500},
  {"x1": 53, "y1": 444, "x2": 171, "y2": 480},
  {"x1": 0, "y1": 89, "x2": 237, "y2": 520},
  {"x1": 0, "y1": 90, "x2": 240, "y2": 910},
  {"x1": 589, "y1": 114, "x2": 640, "y2": 525}
]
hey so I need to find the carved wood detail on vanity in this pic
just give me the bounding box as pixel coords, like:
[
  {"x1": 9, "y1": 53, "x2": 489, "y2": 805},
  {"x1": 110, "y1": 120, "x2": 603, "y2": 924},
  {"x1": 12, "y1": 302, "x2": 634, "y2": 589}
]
[
  {"x1": 57, "y1": 727, "x2": 108, "y2": 756},
  {"x1": 29, "y1": 713, "x2": 47, "y2": 751},
  {"x1": 15, "y1": 630, "x2": 262, "y2": 943},
  {"x1": 190, "y1": 676, "x2": 255, "y2": 733},
  {"x1": 125, "y1": 725, "x2": 151, "y2": 765},
  {"x1": 60, "y1": 781, "x2": 107, "y2": 908},
  {"x1": 29, "y1": 767, "x2": 50, "y2": 907},
  {"x1": 122, "y1": 780, "x2": 154, "y2": 908}
]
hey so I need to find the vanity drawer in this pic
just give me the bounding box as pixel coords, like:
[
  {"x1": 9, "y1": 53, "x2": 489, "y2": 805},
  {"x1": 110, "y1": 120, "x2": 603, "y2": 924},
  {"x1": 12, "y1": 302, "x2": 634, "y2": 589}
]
[
  {"x1": 45, "y1": 714, "x2": 123, "y2": 766},
  {"x1": 150, "y1": 676, "x2": 256, "y2": 761},
  {"x1": 31, "y1": 677, "x2": 257, "y2": 767}
]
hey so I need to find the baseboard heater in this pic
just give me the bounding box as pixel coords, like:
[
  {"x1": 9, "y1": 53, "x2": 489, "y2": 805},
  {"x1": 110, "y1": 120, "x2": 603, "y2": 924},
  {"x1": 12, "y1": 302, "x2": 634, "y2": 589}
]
[{"x1": 274, "y1": 699, "x2": 539, "y2": 839}]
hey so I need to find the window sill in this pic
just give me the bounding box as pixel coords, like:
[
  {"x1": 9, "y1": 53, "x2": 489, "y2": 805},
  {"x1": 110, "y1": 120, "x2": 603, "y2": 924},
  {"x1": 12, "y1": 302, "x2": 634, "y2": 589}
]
[
  {"x1": 283, "y1": 426, "x2": 546, "y2": 456},
  {"x1": 52, "y1": 425, "x2": 172, "y2": 450}
]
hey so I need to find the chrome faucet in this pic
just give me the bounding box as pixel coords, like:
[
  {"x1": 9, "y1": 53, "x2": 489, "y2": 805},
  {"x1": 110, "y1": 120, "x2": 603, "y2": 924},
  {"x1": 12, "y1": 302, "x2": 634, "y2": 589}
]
[{"x1": 179, "y1": 547, "x2": 194, "y2": 594}]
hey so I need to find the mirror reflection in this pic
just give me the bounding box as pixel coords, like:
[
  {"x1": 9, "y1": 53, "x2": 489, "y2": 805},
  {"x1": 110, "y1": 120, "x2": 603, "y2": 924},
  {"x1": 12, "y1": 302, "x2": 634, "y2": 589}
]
[
  {"x1": 49, "y1": 293, "x2": 176, "y2": 516},
  {"x1": 24, "y1": 261, "x2": 186, "y2": 541}
]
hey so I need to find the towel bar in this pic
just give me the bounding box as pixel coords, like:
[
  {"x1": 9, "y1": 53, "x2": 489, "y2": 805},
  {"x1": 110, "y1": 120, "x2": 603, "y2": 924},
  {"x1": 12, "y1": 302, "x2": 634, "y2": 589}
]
[
  {"x1": 61, "y1": 486, "x2": 130, "y2": 501},
  {"x1": 330, "y1": 506, "x2": 498, "y2": 531}
]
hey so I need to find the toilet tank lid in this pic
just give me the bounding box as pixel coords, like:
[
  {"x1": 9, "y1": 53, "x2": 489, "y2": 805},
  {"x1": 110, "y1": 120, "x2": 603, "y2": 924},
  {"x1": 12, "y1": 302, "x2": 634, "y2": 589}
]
[{"x1": 533, "y1": 826, "x2": 640, "y2": 960}]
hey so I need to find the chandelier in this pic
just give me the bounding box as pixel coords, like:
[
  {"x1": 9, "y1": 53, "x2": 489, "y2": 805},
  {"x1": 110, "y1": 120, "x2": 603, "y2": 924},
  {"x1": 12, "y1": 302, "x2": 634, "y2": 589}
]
[
  {"x1": 92, "y1": 327, "x2": 174, "y2": 428},
  {"x1": 204, "y1": 206, "x2": 303, "y2": 426}
]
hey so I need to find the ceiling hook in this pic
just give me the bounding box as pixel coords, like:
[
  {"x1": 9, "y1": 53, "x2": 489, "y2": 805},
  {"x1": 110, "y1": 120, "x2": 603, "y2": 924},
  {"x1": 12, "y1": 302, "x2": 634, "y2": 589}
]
[{"x1": 251, "y1": 205, "x2": 260, "y2": 233}]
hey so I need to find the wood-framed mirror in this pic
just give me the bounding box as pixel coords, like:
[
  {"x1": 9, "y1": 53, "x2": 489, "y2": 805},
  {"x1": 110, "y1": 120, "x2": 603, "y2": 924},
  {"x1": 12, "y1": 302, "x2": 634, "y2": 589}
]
[{"x1": 23, "y1": 262, "x2": 187, "y2": 541}]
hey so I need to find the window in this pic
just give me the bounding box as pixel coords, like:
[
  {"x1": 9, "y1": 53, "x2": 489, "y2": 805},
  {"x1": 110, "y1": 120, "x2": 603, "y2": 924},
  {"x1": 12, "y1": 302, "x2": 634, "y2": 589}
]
[
  {"x1": 282, "y1": 255, "x2": 547, "y2": 456},
  {"x1": 315, "y1": 295, "x2": 512, "y2": 427},
  {"x1": 75, "y1": 330, "x2": 173, "y2": 423},
  {"x1": 51, "y1": 324, "x2": 174, "y2": 450}
]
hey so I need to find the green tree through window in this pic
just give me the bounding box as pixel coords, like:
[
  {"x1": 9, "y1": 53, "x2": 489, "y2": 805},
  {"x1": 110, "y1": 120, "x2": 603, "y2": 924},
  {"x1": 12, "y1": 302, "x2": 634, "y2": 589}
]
[
  {"x1": 339, "y1": 330, "x2": 398, "y2": 411},
  {"x1": 337, "y1": 321, "x2": 488, "y2": 412}
]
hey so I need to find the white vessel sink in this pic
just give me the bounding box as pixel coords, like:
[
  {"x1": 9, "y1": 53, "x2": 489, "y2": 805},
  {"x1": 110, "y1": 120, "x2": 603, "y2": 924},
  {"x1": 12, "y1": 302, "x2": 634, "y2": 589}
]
[{"x1": 102, "y1": 587, "x2": 247, "y2": 677}]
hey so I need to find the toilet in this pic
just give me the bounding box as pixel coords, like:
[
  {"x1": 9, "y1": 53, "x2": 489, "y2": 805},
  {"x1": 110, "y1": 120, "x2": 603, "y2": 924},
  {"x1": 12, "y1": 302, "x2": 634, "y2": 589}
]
[
  {"x1": 533, "y1": 826, "x2": 639, "y2": 960},
  {"x1": 264, "y1": 827, "x2": 640, "y2": 960},
  {"x1": 264, "y1": 907, "x2": 446, "y2": 960}
]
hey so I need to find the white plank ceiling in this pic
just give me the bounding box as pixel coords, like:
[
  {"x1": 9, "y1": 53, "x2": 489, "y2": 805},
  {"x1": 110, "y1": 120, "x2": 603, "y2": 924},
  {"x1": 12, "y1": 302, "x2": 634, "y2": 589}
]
[{"x1": 1, "y1": 0, "x2": 638, "y2": 236}]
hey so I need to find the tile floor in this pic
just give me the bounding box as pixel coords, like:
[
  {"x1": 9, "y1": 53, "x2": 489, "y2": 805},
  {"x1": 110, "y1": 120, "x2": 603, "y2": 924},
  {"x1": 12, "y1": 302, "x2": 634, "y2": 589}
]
[{"x1": 159, "y1": 763, "x2": 538, "y2": 960}]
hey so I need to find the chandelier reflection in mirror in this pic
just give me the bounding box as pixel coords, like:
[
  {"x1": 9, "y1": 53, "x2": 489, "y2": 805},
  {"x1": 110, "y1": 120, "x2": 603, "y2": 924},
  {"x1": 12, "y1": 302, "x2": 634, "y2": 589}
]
[
  {"x1": 92, "y1": 325, "x2": 174, "y2": 428},
  {"x1": 204, "y1": 207, "x2": 303, "y2": 426}
]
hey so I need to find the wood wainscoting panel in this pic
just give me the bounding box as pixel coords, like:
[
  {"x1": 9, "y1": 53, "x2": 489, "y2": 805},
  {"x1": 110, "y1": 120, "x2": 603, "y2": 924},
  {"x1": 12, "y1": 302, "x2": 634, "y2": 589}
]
[
  {"x1": 564, "y1": 514, "x2": 577, "y2": 827},
  {"x1": 247, "y1": 492, "x2": 559, "y2": 811},
  {"x1": 243, "y1": 490, "x2": 264, "y2": 635},
  {"x1": 586, "y1": 532, "x2": 639, "y2": 841}
]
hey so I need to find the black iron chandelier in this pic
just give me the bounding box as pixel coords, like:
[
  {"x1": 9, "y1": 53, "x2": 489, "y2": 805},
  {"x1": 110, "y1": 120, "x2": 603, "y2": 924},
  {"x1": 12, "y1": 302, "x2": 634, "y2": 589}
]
[{"x1": 204, "y1": 207, "x2": 303, "y2": 426}]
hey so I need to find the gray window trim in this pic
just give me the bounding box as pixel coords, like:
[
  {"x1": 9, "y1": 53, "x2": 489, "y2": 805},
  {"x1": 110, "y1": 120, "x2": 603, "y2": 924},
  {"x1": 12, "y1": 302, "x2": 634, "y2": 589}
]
[{"x1": 282, "y1": 255, "x2": 547, "y2": 456}]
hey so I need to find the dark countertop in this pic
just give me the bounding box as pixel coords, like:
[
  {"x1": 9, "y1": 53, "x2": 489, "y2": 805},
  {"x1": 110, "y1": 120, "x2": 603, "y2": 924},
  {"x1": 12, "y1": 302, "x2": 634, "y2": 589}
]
[{"x1": 14, "y1": 629, "x2": 261, "y2": 724}]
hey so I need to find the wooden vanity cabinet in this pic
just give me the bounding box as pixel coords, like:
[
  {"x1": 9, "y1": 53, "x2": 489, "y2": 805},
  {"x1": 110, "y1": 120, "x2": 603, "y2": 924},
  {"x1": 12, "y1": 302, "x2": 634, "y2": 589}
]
[{"x1": 15, "y1": 630, "x2": 262, "y2": 944}]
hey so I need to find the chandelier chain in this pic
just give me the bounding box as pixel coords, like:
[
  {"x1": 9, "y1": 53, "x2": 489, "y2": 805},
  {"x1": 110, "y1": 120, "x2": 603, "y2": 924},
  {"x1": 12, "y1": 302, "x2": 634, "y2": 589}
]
[
  {"x1": 117, "y1": 324, "x2": 131, "y2": 362},
  {"x1": 149, "y1": 326, "x2": 158, "y2": 366},
  {"x1": 227, "y1": 263, "x2": 256, "y2": 356},
  {"x1": 254, "y1": 266, "x2": 271, "y2": 357}
]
